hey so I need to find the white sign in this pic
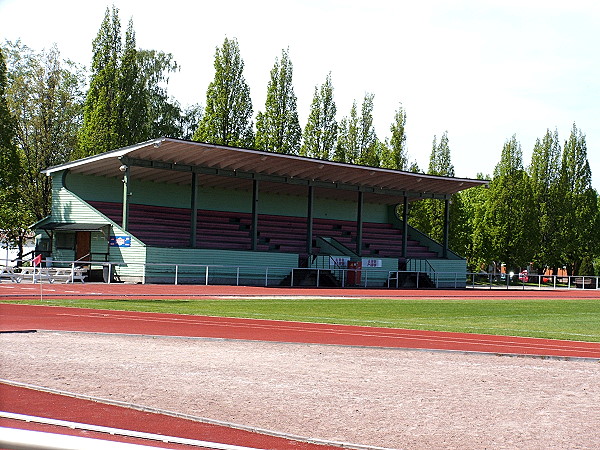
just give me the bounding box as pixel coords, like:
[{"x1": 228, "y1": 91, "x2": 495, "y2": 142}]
[{"x1": 362, "y1": 258, "x2": 382, "y2": 268}]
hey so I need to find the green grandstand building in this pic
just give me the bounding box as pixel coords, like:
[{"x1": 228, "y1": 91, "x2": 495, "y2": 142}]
[{"x1": 33, "y1": 138, "x2": 486, "y2": 287}]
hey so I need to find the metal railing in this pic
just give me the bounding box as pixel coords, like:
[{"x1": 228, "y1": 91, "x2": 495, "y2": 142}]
[{"x1": 2, "y1": 258, "x2": 599, "y2": 290}]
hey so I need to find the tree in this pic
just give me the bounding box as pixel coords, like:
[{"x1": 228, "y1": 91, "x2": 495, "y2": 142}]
[
  {"x1": 458, "y1": 174, "x2": 492, "y2": 271},
  {"x1": 356, "y1": 93, "x2": 378, "y2": 166},
  {"x1": 78, "y1": 5, "x2": 121, "y2": 156},
  {"x1": 300, "y1": 72, "x2": 337, "y2": 159},
  {"x1": 255, "y1": 48, "x2": 301, "y2": 154},
  {"x1": 485, "y1": 135, "x2": 533, "y2": 271},
  {"x1": 381, "y1": 103, "x2": 408, "y2": 170},
  {"x1": 4, "y1": 41, "x2": 84, "y2": 221},
  {"x1": 335, "y1": 93, "x2": 378, "y2": 165},
  {"x1": 193, "y1": 37, "x2": 254, "y2": 148},
  {"x1": 333, "y1": 101, "x2": 359, "y2": 163},
  {"x1": 557, "y1": 124, "x2": 599, "y2": 275},
  {"x1": 527, "y1": 129, "x2": 562, "y2": 273},
  {"x1": 0, "y1": 46, "x2": 28, "y2": 261},
  {"x1": 408, "y1": 132, "x2": 455, "y2": 242},
  {"x1": 78, "y1": 7, "x2": 184, "y2": 158},
  {"x1": 0, "y1": 47, "x2": 19, "y2": 188},
  {"x1": 117, "y1": 19, "x2": 148, "y2": 144}
]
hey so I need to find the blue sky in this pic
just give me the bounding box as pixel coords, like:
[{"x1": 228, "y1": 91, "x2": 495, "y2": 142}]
[{"x1": 1, "y1": 0, "x2": 599, "y2": 190}]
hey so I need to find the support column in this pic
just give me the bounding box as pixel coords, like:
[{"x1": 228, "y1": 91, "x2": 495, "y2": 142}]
[
  {"x1": 251, "y1": 179, "x2": 259, "y2": 251},
  {"x1": 190, "y1": 173, "x2": 198, "y2": 248},
  {"x1": 306, "y1": 186, "x2": 314, "y2": 255},
  {"x1": 121, "y1": 165, "x2": 130, "y2": 232},
  {"x1": 443, "y1": 198, "x2": 450, "y2": 259},
  {"x1": 402, "y1": 196, "x2": 409, "y2": 259},
  {"x1": 356, "y1": 191, "x2": 363, "y2": 257}
]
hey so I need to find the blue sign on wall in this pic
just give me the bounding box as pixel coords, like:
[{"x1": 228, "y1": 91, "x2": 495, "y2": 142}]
[{"x1": 110, "y1": 235, "x2": 131, "y2": 247}]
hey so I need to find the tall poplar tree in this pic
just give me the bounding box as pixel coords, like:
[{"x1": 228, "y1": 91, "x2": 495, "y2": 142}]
[
  {"x1": 485, "y1": 135, "x2": 533, "y2": 271},
  {"x1": 557, "y1": 124, "x2": 599, "y2": 275},
  {"x1": 79, "y1": 7, "x2": 184, "y2": 157},
  {"x1": 357, "y1": 93, "x2": 378, "y2": 166},
  {"x1": 79, "y1": 5, "x2": 121, "y2": 156},
  {"x1": 409, "y1": 132, "x2": 455, "y2": 242},
  {"x1": 255, "y1": 48, "x2": 301, "y2": 154},
  {"x1": 0, "y1": 46, "x2": 27, "y2": 258},
  {"x1": 334, "y1": 101, "x2": 359, "y2": 163},
  {"x1": 300, "y1": 73, "x2": 337, "y2": 159},
  {"x1": 380, "y1": 103, "x2": 408, "y2": 170},
  {"x1": 193, "y1": 37, "x2": 254, "y2": 148},
  {"x1": 117, "y1": 19, "x2": 148, "y2": 145},
  {"x1": 335, "y1": 93, "x2": 377, "y2": 165},
  {"x1": 528, "y1": 129, "x2": 562, "y2": 272}
]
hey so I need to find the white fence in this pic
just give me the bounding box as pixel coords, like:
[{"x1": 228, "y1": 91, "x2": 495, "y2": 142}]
[{"x1": 2, "y1": 259, "x2": 599, "y2": 290}]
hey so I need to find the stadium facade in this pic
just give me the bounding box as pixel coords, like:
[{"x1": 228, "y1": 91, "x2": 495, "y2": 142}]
[{"x1": 33, "y1": 138, "x2": 487, "y2": 287}]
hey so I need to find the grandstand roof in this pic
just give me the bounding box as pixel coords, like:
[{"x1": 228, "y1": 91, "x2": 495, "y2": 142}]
[{"x1": 44, "y1": 138, "x2": 488, "y2": 205}]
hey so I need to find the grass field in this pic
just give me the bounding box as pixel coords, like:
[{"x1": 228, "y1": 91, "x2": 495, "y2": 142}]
[{"x1": 5, "y1": 297, "x2": 600, "y2": 342}]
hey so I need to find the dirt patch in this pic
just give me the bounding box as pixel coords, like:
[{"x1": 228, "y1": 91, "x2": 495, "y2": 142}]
[{"x1": 1, "y1": 331, "x2": 599, "y2": 449}]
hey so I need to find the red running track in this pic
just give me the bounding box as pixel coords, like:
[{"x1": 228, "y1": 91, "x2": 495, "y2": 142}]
[
  {"x1": 2, "y1": 303, "x2": 600, "y2": 359},
  {"x1": 2, "y1": 282, "x2": 600, "y2": 300},
  {"x1": 2, "y1": 290, "x2": 600, "y2": 449},
  {"x1": 0, "y1": 382, "x2": 342, "y2": 450}
]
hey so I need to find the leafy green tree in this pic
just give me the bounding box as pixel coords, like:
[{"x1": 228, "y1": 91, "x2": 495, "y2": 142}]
[
  {"x1": 333, "y1": 100, "x2": 359, "y2": 163},
  {"x1": 335, "y1": 93, "x2": 378, "y2": 165},
  {"x1": 193, "y1": 37, "x2": 254, "y2": 147},
  {"x1": 485, "y1": 135, "x2": 533, "y2": 271},
  {"x1": 356, "y1": 93, "x2": 378, "y2": 166},
  {"x1": 4, "y1": 41, "x2": 84, "y2": 221},
  {"x1": 458, "y1": 174, "x2": 492, "y2": 271},
  {"x1": 557, "y1": 124, "x2": 599, "y2": 275},
  {"x1": 383, "y1": 103, "x2": 408, "y2": 170},
  {"x1": 78, "y1": 5, "x2": 121, "y2": 156},
  {"x1": 408, "y1": 132, "x2": 455, "y2": 242},
  {"x1": 0, "y1": 47, "x2": 19, "y2": 188},
  {"x1": 255, "y1": 48, "x2": 301, "y2": 154},
  {"x1": 78, "y1": 7, "x2": 184, "y2": 157},
  {"x1": 527, "y1": 129, "x2": 562, "y2": 273},
  {"x1": 117, "y1": 19, "x2": 148, "y2": 144},
  {"x1": 0, "y1": 46, "x2": 29, "y2": 260},
  {"x1": 137, "y1": 49, "x2": 189, "y2": 138},
  {"x1": 300, "y1": 72, "x2": 337, "y2": 159}
]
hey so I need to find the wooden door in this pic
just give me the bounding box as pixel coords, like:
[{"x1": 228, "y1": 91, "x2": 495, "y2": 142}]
[{"x1": 75, "y1": 231, "x2": 91, "y2": 262}]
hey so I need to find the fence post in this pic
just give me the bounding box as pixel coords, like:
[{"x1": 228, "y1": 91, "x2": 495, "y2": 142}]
[
  {"x1": 316, "y1": 268, "x2": 320, "y2": 288},
  {"x1": 175, "y1": 265, "x2": 178, "y2": 285},
  {"x1": 71, "y1": 262, "x2": 75, "y2": 284},
  {"x1": 416, "y1": 271, "x2": 419, "y2": 289},
  {"x1": 108, "y1": 263, "x2": 112, "y2": 284},
  {"x1": 291, "y1": 268, "x2": 294, "y2": 287},
  {"x1": 205, "y1": 266, "x2": 209, "y2": 286},
  {"x1": 265, "y1": 267, "x2": 269, "y2": 287},
  {"x1": 236, "y1": 267, "x2": 240, "y2": 286}
]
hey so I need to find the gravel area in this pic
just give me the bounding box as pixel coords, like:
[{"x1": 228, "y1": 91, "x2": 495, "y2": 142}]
[{"x1": 1, "y1": 331, "x2": 599, "y2": 449}]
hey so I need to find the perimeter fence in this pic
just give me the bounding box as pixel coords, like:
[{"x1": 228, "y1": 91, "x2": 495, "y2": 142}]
[{"x1": 2, "y1": 258, "x2": 599, "y2": 290}]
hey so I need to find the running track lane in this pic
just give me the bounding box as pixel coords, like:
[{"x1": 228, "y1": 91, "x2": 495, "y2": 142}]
[
  {"x1": 0, "y1": 383, "x2": 343, "y2": 450},
  {"x1": 2, "y1": 304, "x2": 600, "y2": 359},
  {"x1": 2, "y1": 283, "x2": 600, "y2": 300}
]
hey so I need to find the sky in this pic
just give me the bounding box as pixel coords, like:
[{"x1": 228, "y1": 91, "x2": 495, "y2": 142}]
[{"x1": 1, "y1": 0, "x2": 599, "y2": 190}]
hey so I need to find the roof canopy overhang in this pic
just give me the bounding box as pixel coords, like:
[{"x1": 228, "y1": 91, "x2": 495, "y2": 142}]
[{"x1": 44, "y1": 138, "x2": 488, "y2": 205}]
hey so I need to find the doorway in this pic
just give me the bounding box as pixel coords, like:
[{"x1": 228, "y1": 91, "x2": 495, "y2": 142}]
[{"x1": 75, "y1": 231, "x2": 91, "y2": 262}]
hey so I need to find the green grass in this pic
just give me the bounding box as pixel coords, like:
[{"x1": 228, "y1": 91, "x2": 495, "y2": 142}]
[{"x1": 5, "y1": 297, "x2": 600, "y2": 341}]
